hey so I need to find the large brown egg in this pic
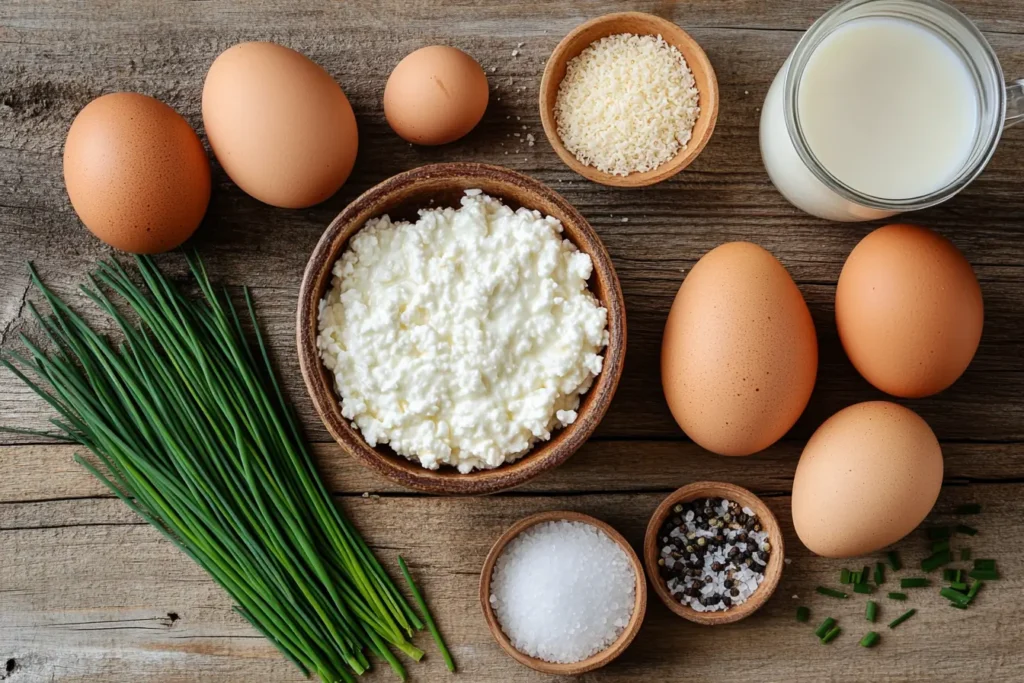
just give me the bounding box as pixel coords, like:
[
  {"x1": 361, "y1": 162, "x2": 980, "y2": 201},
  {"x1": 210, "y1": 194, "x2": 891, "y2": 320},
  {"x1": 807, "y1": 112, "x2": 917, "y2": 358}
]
[
  {"x1": 202, "y1": 42, "x2": 359, "y2": 209},
  {"x1": 836, "y1": 224, "x2": 983, "y2": 398},
  {"x1": 63, "y1": 92, "x2": 211, "y2": 254},
  {"x1": 792, "y1": 401, "x2": 943, "y2": 558},
  {"x1": 661, "y1": 242, "x2": 818, "y2": 456}
]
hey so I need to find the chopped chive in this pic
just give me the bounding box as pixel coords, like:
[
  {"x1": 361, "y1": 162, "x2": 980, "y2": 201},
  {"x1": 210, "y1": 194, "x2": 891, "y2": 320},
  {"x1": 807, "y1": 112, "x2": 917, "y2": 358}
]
[
  {"x1": 888, "y1": 592, "x2": 908, "y2": 600},
  {"x1": 851, "y1": 571, "x2": 862, "y2": 585},
  {"x1": 969, "y1": 569, "x2": 999, "y2": 581},
  {"x1": 956, "y1": 524, "x2": 978, "y2": 536},
  {"x1": 921, "y1": 551, "x2": 952, "y2": 572},
  {"x1": 940, "y1": 587, "x2": 970, "y2": 605},
  {"x1": 840, "y1": 568, "x2": 851, "y2": 584},
  {"x1": 816, "y1": 587, "x2": 848, "y2": 599},
  {"x1": 931, "y1": 539, "x2": 950, "y2": 553},
  {"x1": 943, "y1": 569, "x2": 957, "y2": 582},
  {"x1": 967, "y1": 580, "x2": 982, "y2": 601},
  {"x1": 961, "y1": 548, "x2": 971, "y2": 561},
  {"x1": 888, "y1": 609, "x2": 916, "y2": 629},
  {"x1": 866, "y1": 600, "x2": 878, "y2": 622},
  {"x1": 950, "y1": 602, "x2": 969, "y2": 609},
  {"x1": 955, "y1": 504, "x2": 981, "y2": 515},
  {"x1": 853, "y1": 583, "x2": 874, "y2": 594},
  {"x1": 949, "y1": 582, "x2": 968, "y2": 591},
  {"x1": 814, "y1": 617, "x2": 837, "y2": 639},
  {"x1": 860, "y1": 631, "x2": 880, "y2": 648},
  {"x1": 974, "y1": 559, "x2": 996, "y2": 571},
  {"x1": 797, "y1": 606, "x2": 810, "y2": 622},
  {"x1": 874, "y1": 562, "x2": 885, "y2": 586},
  {"x1": 887, "y1": 551, "x2": 902, "y2": 571},
  {"x1": 955, "y1": 569, "x2": 963, "y2": 584},
  {"x1": 821, "y1": 625, "x2": 842, "y2": 644},
  {"x1": 927, "y1": 527, "x2": 951, "y2": 540},
  {"x1": 901, "y1": 577, "x2": 930, "y2": 588}
]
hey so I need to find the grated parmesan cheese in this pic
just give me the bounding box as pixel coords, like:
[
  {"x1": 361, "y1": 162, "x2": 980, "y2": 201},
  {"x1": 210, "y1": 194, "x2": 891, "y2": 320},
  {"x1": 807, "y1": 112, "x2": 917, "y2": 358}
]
[{"x1": 554, "y1": 33, "x2": 700, "y2": 176}]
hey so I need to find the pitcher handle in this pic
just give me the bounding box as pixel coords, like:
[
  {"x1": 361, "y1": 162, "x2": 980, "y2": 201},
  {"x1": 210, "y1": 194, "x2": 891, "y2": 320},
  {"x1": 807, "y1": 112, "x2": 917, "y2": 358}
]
[{"x1": 1007, "y1": 79, "x2": 1024, "y2": 129}]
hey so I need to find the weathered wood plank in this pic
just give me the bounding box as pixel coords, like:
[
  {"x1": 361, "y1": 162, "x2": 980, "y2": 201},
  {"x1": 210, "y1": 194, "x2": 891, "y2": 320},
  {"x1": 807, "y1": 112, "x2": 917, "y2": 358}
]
[{"x1": 2, "y1": 486, "x2": 1022, "y2": 682}]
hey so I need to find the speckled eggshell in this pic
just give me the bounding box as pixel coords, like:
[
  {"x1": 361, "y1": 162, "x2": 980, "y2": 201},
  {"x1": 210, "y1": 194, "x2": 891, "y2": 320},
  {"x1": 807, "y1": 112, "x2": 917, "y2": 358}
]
[
  {"x1": 792, "y1": 401, "x2": 943, "y2": 558},
  {"x1": 836, "y1": 224, "x2": 983, "y2": 399},
  {"x1": 384, "y1": 45, "x2": 489, "y2": 145},
  {"x1": 63, "y1": 92, "x2": 211, "y2": 254},
  {"x1": 202, "y1": 42, "x2": 359, "y2": 209},
  {"x1": 661, "y1": 242, "x2": 818, "y2": 456}
]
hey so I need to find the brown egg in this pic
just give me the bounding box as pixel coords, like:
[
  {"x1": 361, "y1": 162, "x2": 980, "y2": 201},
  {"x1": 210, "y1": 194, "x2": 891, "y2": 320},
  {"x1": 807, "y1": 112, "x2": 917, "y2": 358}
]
[
  {"x1": 63, "y1": 92, "x2": 211, "y2": 254},
  {"x1": 202, "y1": 42, "x2": 358, "y2": 209},
  {"x1": 792, "y1": 401, "x2": 943, "y2": 558},
  {"x1": 661, "y1": 242, "x2": 818, "y2": 456},
  {"x1": 836, "y1": 224, "x2": 983, "y2": 398},
  {"x1": 384, "y1": 45, "x2": 489, "y2": 145}
]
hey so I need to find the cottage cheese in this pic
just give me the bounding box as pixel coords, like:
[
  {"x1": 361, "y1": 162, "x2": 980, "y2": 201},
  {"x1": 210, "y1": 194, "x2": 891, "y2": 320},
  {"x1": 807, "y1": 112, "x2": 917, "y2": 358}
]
[{"x1": 317, "y1": 190, "x2": 609, "y2": 473}]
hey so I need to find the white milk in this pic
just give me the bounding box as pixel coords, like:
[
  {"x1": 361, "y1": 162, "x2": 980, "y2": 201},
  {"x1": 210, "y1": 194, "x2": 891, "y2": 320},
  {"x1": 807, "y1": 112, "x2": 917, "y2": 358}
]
[{"x1": 760, "y1": 16, "x2": 980, "y2": 221}]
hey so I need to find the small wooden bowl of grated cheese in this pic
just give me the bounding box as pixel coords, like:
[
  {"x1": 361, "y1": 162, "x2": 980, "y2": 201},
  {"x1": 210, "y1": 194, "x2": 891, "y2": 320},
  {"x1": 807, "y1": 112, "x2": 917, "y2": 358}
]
[{"x1": 540, "y1": 12, "x2": 719, "y2": 187}]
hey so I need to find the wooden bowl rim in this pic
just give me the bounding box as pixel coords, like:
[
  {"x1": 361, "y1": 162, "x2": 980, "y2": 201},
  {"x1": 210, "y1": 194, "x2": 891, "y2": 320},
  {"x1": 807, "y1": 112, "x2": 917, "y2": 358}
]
[
  {"x1": 539, "y1": 11, "x2": 720, "y2": 188},
  {"x1": 296, "y1": 163, "x2": 626, "y2": 496},
  {"x1": 479, "y1": 510, "x2": 648, "y2": 675},
  {"x1": 643, "y1": 481, "x2": 785, "y2": 625}
]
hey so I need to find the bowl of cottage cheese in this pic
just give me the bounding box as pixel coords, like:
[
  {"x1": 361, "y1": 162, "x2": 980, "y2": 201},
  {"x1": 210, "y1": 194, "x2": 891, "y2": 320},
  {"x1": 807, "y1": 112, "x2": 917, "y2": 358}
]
[{"x1": 297, "y1": 163, "x2": 625, "y2": 495}]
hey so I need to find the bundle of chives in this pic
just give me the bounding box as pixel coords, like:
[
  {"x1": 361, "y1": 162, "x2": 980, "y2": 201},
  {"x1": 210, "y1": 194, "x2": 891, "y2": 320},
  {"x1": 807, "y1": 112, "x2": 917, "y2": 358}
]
[{"x1": 1, "y1": 256, "x2": 453, "y2": 681}]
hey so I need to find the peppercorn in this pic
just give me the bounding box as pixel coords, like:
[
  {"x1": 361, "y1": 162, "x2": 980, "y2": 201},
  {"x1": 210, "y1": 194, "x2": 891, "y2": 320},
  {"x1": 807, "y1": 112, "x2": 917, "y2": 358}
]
[
  {"x1": 722, "y1": 596, "x2": 732, "y2": 607},
  {"x1": 711, "y1": 561, "x2": 723, "y2": 572},
  {"x1": 673, "y1": 503, "x2": 684, "y2": 514},
  {"x1": 697, "y1": 537, "x2": 706, "y2": 547},
  {"x1": 658, "y1": 558, "x2": 665, "y2": 566},
  {"x1": 762, "y1": 541, "x2": 771, "y2": 552}
]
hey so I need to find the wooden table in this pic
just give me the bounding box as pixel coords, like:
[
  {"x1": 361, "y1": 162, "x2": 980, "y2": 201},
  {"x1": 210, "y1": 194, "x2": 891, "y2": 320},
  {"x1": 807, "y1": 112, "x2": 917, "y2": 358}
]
[{"x1": 2, "y1": 1, "x2": 1023, "y2": 681}]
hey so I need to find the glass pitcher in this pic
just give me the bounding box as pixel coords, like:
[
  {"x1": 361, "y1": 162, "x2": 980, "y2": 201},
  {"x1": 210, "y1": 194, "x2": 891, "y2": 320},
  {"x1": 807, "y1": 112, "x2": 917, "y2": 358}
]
[{"x1": 759, "y1": 0, "x2": 1024, "y2": 222}]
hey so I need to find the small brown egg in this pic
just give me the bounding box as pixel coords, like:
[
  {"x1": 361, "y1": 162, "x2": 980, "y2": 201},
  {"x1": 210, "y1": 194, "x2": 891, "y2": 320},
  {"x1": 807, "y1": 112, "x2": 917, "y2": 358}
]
[
  {"x1": 202, "y1": 42, "x2": 359, "y2": 209},
  {"x1": 661, "y1": 242, "x2": 818, "y2": 456},
  {"x1": 384, "y1": 45, "x2": 489, "y2": 145},
  {"x1": 836, "y1": 224, "x2": 983, "y2": 398},
  {"x1": 63, "y1": 92, "x2": 211, "y2": 254},
  {"x1": 792, "y1": 401, "x2": 943, "y2": 558}
]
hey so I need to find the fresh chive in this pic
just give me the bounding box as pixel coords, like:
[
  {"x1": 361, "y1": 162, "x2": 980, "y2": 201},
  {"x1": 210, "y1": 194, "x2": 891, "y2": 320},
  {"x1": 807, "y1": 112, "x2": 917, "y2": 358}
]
[
  {"x1": 887, "y1": 551, "x2": 902, "y2": 571},
  {"x1": 956, "y1": 524, "x2": 978, "y2": 536},
  {"x1": 866, "y1": 601, "x2": 878, "y2": 622},
  {"x1": 854, "y1": 583, "x2": 874, "y2": 594},
  {"x1": 943, "y1": 569, "x2": 957, "y2": 582},
  {"x1": 950, "y1": 602, "x2": 969, "y2": 610},
  {"x1": 955, "y1": 504, "x2": 981, "y2": 515},
  {"x1": 398, "y1": 557, "x2": 455, "y2": 673},
  {"x1": 955, "y1": 569, "x2": 963, "y2": 584},
  {"x1": 888, "y1": 609, "x2": 917, "y2": 629},
  {"x1": 921, "y1": 551, "x2": 952, "y2": 572},
  {"x1": 821, "y1": 625, "x2": 842, "y2": 644},
  {"x1": 901, "y1": 578, "x2": 930, "y2": 588},
  {"x1": 874, "y1": 562, "x2": 885, "y2": 586},
  {"x1": 969, "y1": 569, "x2": 999, "y2": 580},
  {"x1": 927, "y1": 527, "x2": 951, "y2": 540},
  {"x1": 860, "y1": 631, "x2": 880, "y2": 648},
  {"x1": 816, "y1": 587, "x2": 848, "y2": 599},
  {"x1": 840, "y1": 568, "x2": 851, "y2": 584},
  {"x1": 961, "y1": 548, "x2": 971, "y2": 561},
  {"x1": 967, "y1": 580, "x2": 983, "y2": 601},
  {"x1": 814, "y1": 617, "x2": 837, "y2": 639},
  {"x1": 931, "y1": 540, "x2": 950, "y2": 553},
  {"x1": 949, "y1": 582, "x2": 969, "y2": 591},
  {"x1": 940, "y1": 587, "x2": 970, "y2": 605},
  {"x1": 797, "y1": 606, "x2": 810, "y2": 622},
  {"x1": 851, "y1": 571, "x2": 862, "y2": 585},
  {"x1": 888, "y1": 592, "x2": 908, "y2": 601},
  {"x1": 974, "y1": 559, "x2": 996, "y2": 571}
]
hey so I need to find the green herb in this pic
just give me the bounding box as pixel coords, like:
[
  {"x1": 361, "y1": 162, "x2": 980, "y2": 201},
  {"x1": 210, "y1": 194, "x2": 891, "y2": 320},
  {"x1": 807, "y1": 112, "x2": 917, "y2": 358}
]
[
  {"x1": 931, "y1": 540, "x2": 950, "y2": 553},
  {"x1": 974, "y1": 559, "x2": 996, "y2": 571},
  {"x1": 940, "y1": 587, "x2": 970, "y2": 605},
  {"x1": 927, "y1": 527, "x2": 951, "y2": 540},
  {"x1": 816, "y1": 587, "x2": 848, "y2": 599},
  {"x1": 0, "y1": 258, "x2": 446, "y2": 682},
  {"x1": 853, "y1": 583, "x2": 874, "y2": 594},
  {"x1": 887, "y1": 592, "x2": 908, "y2": 601},
  {"x1": 956, "y1": 524, "x2": 978, "y2": 536},
  {"x1": 874, "y1": 562, "x2": 885, "y2": 586},
  {"x1": 921, "y1": 551, "x2": 952, "y2": 572},
  {"x1": 950, "y1": 603, "x2": 969, "y2": 610},
  {"x1": 860, "y1": 631, "x2": 880, "y2": 648},
  {"x1": 814, "y1": 617, "x2": 837, "y2": 639},
  {"x1": 887, "y1": 551, "x2": 902, "y2": 571},
  {"x1": 797, "y1": 606, "x2": 810, "y2": 622},
  {"x1": 850, "y1": 571, "x2": 862, "y2": 585},
  {"x1": 866, "y1": 600, "x2": 878, "y2": 622},
  {"x1": 955, "y1": 504, "x2": 981, "y2": 515},
  {"x1": 943, "y1": 569, "x2": 957, "y2": 582},
  {"x1": 949, "y1": 582, "x2": 969, "y2": 591},
  {"x1": 840, "y1": 568, "x2": 851, "y2": 584},
  {"x1": 821, "y1": 625, "x2": 842, "y2": 644},
  {"x1": 888, "y1": 609, "x2": 917, "y2": 629},
  {"x1": 961, "y1": 548, "x2": 971, "y2": 561},
  {"x1": 398, "y1": 557, "x2": 455, "y2": 673},
  {"x1": 955, "y1": 569, "x2": 963, "y2": 584},
  {"x1": 967, "y1": 580, "x2": 983, "y2": 601},
  {"x1": 969, "y1": 569, "x2": 999, "y2": 581},
  {"x1": 901, "y1": 577, "x2": 930, "y2": 588}
]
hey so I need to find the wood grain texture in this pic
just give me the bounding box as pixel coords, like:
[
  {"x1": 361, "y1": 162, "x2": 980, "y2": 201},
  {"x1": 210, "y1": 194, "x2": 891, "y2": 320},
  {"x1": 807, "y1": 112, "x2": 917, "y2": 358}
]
[{"x1": 2, "y1": 0, "x2": 1024, "y2": 681}]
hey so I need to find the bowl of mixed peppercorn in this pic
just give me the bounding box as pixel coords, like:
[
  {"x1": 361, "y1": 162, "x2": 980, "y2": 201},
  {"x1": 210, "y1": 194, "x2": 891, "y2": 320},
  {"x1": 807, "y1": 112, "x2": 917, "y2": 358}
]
[{"x1": 643, "y1": 481, "x2": 785, "y2": 625}]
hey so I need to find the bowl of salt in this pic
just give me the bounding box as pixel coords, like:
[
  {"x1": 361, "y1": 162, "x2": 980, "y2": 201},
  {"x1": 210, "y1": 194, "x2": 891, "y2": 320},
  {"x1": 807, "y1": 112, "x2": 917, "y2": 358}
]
[{"x1": 479, "y1": 510, "x2": 647, "y2": 674}]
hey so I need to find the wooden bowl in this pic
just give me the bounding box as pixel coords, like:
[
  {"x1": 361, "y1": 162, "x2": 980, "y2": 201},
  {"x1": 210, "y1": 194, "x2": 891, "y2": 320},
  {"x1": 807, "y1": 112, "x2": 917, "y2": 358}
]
[
  {"x1": 297, "y1": 163, "x2": 626, "y2": 496},
  {"x1": 644, "y1": 482, "x2": 784, "y2": 625},
  {"x1": 539, "y1": 12, "x2": 719, "y2": 187},
  {"x1": 479, "y1": 511, "x2": 647, "y2": 675}
]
